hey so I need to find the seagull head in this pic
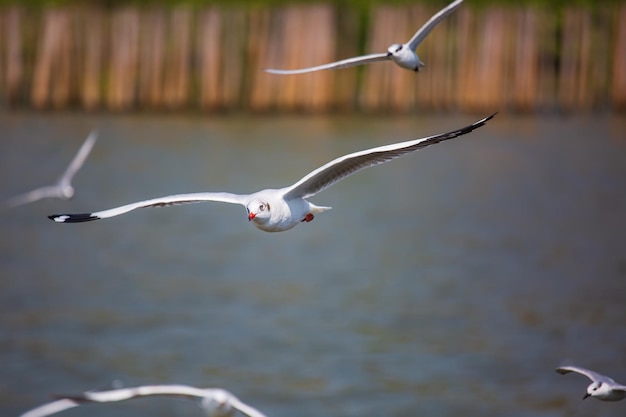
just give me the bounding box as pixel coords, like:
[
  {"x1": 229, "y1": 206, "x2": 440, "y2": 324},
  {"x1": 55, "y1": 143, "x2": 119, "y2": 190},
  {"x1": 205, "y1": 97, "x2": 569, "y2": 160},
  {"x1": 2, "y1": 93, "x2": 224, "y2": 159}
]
[
  {"x1": 387, "y1": 43, "x2": 404, "y2": 56},
  {"x1": 386, "y1": 43, "x2": 424, "y2": 71},
  {"x1": 246, "y1": 200, "x2": 271, "y2": 224},
  {"x1": 585, "y1": 381, "x2": 605, "y2": 399}
]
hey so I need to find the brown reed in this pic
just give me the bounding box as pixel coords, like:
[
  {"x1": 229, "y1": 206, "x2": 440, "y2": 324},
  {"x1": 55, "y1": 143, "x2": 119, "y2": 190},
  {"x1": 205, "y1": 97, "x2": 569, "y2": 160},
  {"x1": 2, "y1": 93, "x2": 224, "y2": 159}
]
[
  {"x1": 5, "y1": 8, "x2": 24, "y2": 103},
  {"x1": 108, "y1": 8, "x2": 139, "y2": 110},
  {"x1": 0, "y1": 4, "x2": 623, "y2": 113},
  {"x1": 612, "y1": 4, "x2": 626, "y2": 110}
]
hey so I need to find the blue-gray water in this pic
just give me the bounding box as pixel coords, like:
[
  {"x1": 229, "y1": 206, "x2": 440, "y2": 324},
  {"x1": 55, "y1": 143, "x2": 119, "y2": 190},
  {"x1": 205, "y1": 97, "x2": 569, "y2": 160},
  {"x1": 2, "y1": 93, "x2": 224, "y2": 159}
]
[{"x1": 1, "y1": 112, "x2": 625, "y2": 417}]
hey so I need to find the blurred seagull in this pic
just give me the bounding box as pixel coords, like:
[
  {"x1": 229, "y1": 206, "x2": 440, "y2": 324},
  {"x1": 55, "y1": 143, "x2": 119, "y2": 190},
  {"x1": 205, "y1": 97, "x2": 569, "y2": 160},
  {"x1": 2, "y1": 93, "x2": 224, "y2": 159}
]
[
  {"x1": 19, "y1": 380, "x2": 126, "y2": 417},
  {"x1": 20, "y1": 399, "x2": 80, "y2": 417},
  {"x1": 264, "y1": 0, "x2": 463, "y2": 75},
  {"x1": 39, "y1": 385, "x2": 266, "y2": 417},
  {"x1": 556, "y1": 365, "x2": 626, "y2": 401},
  {"x1": 4, "y1": 131, "x2": 97, "y2": 207},
  {"x1": 48, "y1": 113, "x2": 495, "y2": 232}
]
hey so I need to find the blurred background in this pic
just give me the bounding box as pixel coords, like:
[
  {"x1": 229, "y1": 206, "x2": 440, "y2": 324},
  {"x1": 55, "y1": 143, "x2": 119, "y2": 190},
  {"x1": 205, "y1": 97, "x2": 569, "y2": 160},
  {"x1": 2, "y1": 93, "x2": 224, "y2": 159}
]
[
  {"x1": 0, "y1": 0, "x2": 625, "y2": 113},
  {"x1": 1, "y1": 1, "x2": 626, "y2": 417}
]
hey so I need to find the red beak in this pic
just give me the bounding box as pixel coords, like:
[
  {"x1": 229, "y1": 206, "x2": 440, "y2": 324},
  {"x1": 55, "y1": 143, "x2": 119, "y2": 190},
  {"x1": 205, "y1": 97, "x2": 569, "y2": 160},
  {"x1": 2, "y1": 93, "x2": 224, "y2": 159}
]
[{"x1": 248, "y1": 212, "x2": 256, "y2": 221}]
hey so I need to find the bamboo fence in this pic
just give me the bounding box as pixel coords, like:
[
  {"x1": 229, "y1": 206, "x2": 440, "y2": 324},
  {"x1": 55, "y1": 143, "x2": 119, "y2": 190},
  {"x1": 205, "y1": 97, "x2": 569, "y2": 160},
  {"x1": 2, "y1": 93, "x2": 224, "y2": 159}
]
[{"x1": 0, "y1": 3, "x2": 624, "y2": 113}]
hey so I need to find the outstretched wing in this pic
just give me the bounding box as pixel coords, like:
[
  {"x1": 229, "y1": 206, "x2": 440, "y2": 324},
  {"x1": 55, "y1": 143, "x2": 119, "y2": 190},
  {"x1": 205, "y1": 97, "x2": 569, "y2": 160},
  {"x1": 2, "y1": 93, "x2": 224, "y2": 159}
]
[
  {"x1": 229, "y1": 395, "x2": 269, "y2": 417},
  {"x1": 58, "y1": 130, "x2": 98, "y2": 188},
  {"x1": 556, "y1": 365, "x2": 616, "y2": 384},
  {"x1": 55, "y1": 385, "x2": 268, "y2": 417},
  {"x1": 284, "y1": 113, "x2": 496, "y2": 200},
  {"x1": 19, "y1": 399, "x2": 80, "y2": 417},
  {"x1": 56, "y1": 385, "x2": 210, "y2": 402},
  {"x1": 4, "y1": 186, "x2": 60, "y2": 207},
  {"x1": 406, "y1": 0, "x2": 464, "y2": 51},
  {"x1": 264, "y1": 52, "x2": 390, "y2": 75},
  {"x1": 48, "y1": 192, "x2": 248, "y2": 223}
]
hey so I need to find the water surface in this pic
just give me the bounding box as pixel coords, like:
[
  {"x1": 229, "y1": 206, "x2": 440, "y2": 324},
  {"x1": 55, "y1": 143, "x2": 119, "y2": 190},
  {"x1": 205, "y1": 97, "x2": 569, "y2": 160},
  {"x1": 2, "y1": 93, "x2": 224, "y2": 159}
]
[{"x1": 1, "y1": 112, "x2": 625, "y2": 417}]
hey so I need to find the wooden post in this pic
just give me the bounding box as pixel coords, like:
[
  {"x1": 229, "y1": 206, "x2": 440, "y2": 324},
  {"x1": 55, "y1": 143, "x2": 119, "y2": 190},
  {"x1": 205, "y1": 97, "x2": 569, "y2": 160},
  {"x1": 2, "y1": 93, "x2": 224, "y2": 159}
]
[
  {"x1": 107, "y1": 7, "x2": 139, "y2": 110},
  {"x1": 163, "y1": 6, "x2": 191, "y2": 109},
  {"x1": 50, "y1": 9, "x2": 71, "y2": 109},
  {"x1": 197, "y1": 7, "x2": 221, "y2": 110},
  {"x1": 138, "y1": 9, "x2": 165, "y2": 108},
  {"x1": 246, "y1": 7, "x2": 272, "y2": 111},
  {"x1": 79, "y1": 7, "x2": 104, "y2": 110},
  {"x1": 511, "y1": 8, "x2": 538, "y2": 112},
  {"x1": 4, "y1": 8, "x2": 23, "y2": 105},
  {"x1": 611, "y1": 4, "x2": 626, "y2": 110}
]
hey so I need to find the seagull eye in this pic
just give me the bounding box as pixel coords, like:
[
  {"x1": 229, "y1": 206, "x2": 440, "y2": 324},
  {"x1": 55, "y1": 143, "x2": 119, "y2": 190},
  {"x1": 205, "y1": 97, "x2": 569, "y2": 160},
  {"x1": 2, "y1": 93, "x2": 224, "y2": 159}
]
[{"x1": 395, "y1": 45, "x2": 402, "y2": 52}]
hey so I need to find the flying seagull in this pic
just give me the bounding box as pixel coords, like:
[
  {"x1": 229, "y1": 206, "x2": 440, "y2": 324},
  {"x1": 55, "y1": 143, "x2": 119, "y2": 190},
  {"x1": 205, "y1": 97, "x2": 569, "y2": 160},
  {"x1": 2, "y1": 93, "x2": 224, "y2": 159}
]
[
  {"x1": 4, "y1": 131, "x2": 97, "y2": 207},
  {"x1": 264, "y1": 0, "x2": 463, "y2": 75},
  {"x1": 556, "y1": 365, "x2": 626, "y2": 401},
  {"x1": 20, "y1": 385, "x2": 267, "y2": 417},
  {"x1": 48, "y1": 113, "x2": 495, "y2": 232},
  {"x1": 19, "y1": 399, "x2": 80, "y2": 417}
]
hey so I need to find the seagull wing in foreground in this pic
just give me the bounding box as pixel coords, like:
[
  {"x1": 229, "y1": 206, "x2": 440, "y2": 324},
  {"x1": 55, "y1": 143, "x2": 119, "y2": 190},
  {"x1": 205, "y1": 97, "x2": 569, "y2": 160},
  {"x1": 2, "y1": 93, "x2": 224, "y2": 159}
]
[
  {"x1": 406, "y1": 0, "x2": 464, "y2": 50},
  {"x1": 58, "y1": 384, "x2": 208, "y2": 402},
  {"x1": 19, "y1": 399, "x2": 80, "y2": 417},
  {"x1": 48, "y1": 192, "x2": 248, "y2": 223},
  {"x1": 284, "y1": 112, "x2": 496, "y2": 200},
  {"x1": 54, "y1": 385, "x2": 267, "y2": 417},
  {"x1": 264, "y1": 52, "x2": 390, "y2": 75},
  {"x1": 57, "y1": 130, "x2": 98, "y2": 189},
  {"x1": 556, "y1": 366, "x2": 616, "y2": 384}
]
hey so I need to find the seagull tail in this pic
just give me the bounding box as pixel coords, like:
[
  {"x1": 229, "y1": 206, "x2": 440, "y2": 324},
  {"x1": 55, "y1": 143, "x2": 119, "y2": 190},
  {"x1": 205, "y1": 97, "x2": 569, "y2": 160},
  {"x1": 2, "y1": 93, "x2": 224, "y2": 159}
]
[{"x1": 309, "y1": 204, "x2": 332, "y2": 214}]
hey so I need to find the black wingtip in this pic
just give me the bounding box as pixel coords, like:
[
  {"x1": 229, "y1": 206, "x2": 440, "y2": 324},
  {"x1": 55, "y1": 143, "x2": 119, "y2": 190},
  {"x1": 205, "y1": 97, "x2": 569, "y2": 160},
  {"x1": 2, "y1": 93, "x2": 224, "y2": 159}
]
[
  {"x1": 48, "y1": 213, "x2": 99, "y2": 223},
  {"x1": 477, "y1": 111, "x2": 497, "y2": 126},
  {"x1": 463, "y1": 111, "x2": 497, "y2": 133}
]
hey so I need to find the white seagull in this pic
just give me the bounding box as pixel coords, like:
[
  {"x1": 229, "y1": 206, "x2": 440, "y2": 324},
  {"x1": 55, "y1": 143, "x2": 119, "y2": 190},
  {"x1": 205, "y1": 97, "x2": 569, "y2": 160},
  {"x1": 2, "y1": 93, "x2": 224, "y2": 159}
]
[
  {"x1": 48, "y1": 113, "x2": 495, "y2": 232},
  {"x1": 20, "y1": 385, "x2": 267, "y2": 417},
  {"x1": 264, "y1": 0, "x2": 463, "y2": 75},
  {"x1": 556, "y1": 365, "x2": 626, "y2": 401},
  {"x1": 4, "y1": 131, "x2": 98, "y2": 207}
]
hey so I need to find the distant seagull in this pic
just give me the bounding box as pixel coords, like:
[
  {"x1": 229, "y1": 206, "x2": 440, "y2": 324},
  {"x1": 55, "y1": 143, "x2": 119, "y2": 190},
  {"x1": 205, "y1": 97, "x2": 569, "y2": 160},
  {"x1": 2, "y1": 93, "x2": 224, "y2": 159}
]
[
  {"x1": 48, "y1": 114, "x2": 495, "y2": 231},
  {"x1": 4, "y1": 131, "x2": 97, "y2": 207},
  {"x1": 48, "y1": 113, "x2": 495, "y2": 232},
  {"x1": 22, "y1": 385, "x2": 266, "y2": 417},
  {"x1": 556, "y1": 365, "x2": 626, "y2": 401},
  {"x1": 264, "y1": 0, "x2": 463, "y2": 75}
]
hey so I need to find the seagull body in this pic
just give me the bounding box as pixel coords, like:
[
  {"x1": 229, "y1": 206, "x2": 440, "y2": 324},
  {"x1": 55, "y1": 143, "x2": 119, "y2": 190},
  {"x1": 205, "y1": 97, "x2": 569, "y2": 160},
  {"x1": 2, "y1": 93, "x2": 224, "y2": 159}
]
[
  {"x1": 264, "y1": 0, "x2": 463, "y2": 75},
  {"x1": 48, "y1": 113, "x2": 495, "y2": 232},
  {"x1": 556, "y1": 365, "x2": 626, "y2": 401},
  {"x1": 4, "y1": 131, "x2": 97, "y2": 207},
  {"x1": 60, "y1": 385, "x2": 265, "y2": 417}
]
